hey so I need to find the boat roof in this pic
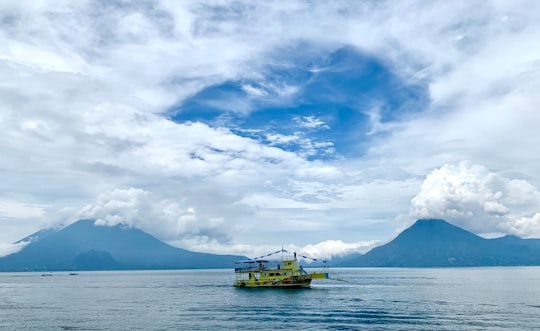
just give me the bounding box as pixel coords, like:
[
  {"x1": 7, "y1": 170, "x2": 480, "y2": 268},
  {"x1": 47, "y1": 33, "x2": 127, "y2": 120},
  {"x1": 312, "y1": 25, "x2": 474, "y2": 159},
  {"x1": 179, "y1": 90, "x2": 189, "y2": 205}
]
[{"x1": 235, "y1": 249, "x2": 328, "y2": 264}]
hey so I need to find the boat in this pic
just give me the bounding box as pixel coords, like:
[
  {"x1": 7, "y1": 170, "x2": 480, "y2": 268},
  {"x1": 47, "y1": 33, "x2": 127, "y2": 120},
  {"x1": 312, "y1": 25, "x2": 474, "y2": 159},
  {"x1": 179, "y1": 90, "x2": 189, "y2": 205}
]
[{"x1": 234, "y1": 249, "x2": 329, "y2": 288}]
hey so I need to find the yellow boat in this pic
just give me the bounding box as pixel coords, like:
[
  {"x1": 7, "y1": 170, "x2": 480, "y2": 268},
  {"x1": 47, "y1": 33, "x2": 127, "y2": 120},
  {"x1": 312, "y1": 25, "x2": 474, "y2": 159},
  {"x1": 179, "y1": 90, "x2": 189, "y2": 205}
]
[{"x1": 234, "y1": 249, "x2": 329, "y2": 288}]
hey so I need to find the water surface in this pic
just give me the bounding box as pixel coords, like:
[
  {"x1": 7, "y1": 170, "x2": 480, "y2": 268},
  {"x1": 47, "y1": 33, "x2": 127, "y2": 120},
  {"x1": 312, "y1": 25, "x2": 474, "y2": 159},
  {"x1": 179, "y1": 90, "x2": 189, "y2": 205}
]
[{"x1": 1, "y1": 267, "x2": 539, "y2": 330}]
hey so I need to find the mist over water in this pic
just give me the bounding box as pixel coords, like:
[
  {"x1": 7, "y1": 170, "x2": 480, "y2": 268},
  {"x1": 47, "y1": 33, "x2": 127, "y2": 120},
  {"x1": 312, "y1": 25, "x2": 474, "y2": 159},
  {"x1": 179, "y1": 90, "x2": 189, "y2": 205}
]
[{"x1": 1, "y1": 268, "x2": 539, "y2": 330}]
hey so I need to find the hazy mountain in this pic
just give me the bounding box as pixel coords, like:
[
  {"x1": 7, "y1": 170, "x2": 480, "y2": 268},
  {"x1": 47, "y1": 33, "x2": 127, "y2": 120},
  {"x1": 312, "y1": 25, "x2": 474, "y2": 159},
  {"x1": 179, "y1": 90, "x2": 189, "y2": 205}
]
[
  {"x1": 491, "y1": 234, "x2": 540, "y2": 250},
  {"x1": 342, "y1": 219, "x2": 540, "y2": 267},
  {"x1": 0, "y1": 219, "x2": 245, "y2": 271},
  {"x1": 5, "y1": 218, "x2": 540, "y2": 271}
]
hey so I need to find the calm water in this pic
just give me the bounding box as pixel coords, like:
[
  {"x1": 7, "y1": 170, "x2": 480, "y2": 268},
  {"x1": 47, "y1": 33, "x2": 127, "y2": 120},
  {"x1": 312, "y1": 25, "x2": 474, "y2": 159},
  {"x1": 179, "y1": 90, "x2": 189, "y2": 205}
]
[{"x1": 1, "y1": 267, "x2": 540, "y2": 330}]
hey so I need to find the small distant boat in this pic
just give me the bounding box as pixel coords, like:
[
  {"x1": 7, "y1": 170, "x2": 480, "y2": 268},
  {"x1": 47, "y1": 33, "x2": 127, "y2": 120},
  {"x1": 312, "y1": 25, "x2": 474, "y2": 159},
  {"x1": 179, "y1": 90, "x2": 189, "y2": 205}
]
[
  {"x1": 234, "y1": 249, "x2": 329, "y2": 288},
  {"x1": 41, "y1": 272, "x2": 53, "y2": 277},
  {"x1": 69, "y1": 272, "x2": 79, "y2": 276}
]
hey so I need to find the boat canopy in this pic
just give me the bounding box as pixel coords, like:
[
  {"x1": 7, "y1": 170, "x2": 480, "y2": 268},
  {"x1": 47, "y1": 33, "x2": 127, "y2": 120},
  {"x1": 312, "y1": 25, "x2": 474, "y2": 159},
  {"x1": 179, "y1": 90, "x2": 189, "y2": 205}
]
[{"x1": 234, "y1": 249, "x2": 328, "y2": 264}]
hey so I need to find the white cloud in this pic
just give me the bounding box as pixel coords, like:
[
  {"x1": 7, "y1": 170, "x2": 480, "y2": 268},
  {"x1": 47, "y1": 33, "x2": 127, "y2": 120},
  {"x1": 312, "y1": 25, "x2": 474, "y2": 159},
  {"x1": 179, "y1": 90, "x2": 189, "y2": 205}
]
[
  {"x1": 294, "y1": 116, "x2": 330, "y2": 130},
  {"x1": 409, "y1": 162, "x2": 540, "y2": 237},
  {"x1": 76, "y1": 188, "x2": 229, "y2": 244},
  {"x1": 298, "y1": 240, "x2": 380, "y2": 260},
  {"x1": 0, "y1": 241, "x2": 28, "y2": 258},
  {"x1": 0, "y1": 201, "x2": 44, "y2": 219},
  {"x1": 265, "y1": 132, "x2": 300, "y2": 145},
  {"x1": 513, "y1": 213, "x2": 540, "y2": 238},
  {"x1": 241, "y1": 84, "x2": 267, "y2": 97},
  {"x1": 167, "y1": 239, "x2": 377, "y2": 262}
]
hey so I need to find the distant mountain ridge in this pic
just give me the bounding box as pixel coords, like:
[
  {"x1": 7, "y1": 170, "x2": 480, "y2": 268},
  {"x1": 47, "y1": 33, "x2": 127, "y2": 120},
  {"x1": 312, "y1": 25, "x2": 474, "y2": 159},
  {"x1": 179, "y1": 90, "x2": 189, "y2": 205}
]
[
  {"x1": 0, "y1": 219, "x2": 245, "y2": 271},
  {"x1": 343, "y1": 219, "x2": 540, "y2": 267},
  {"x1": 3, "y1": 218, "x2": 540, "y2": 271}
]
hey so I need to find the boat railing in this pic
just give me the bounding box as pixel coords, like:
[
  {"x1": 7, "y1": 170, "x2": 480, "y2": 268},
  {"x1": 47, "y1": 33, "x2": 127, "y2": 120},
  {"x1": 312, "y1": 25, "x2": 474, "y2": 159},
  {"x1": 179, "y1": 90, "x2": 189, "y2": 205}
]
[
  {"x1": 235, "y1": 266, "x2": 261, "y2": 272},
  {"x1": 234, "y1": 265, "x2": 285, "y2": 273}
]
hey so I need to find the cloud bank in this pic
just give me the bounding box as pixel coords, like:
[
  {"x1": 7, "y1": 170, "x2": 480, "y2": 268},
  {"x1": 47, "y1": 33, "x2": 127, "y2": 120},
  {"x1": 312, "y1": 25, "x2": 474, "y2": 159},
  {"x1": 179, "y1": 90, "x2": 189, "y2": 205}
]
[{"x1": 410, "y1": 162, "x2": 540, "y2": 238}]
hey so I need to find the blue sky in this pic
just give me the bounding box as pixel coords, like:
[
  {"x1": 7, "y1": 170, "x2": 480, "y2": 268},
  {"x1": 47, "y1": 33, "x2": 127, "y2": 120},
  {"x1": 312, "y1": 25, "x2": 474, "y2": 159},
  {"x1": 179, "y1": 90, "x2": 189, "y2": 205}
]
[
  {"x1": 1, "y1": 1, "x2": 540, "y2": 258},
  {"x1": 173, "y1": 46, "x2": 429, "y2": 160}
]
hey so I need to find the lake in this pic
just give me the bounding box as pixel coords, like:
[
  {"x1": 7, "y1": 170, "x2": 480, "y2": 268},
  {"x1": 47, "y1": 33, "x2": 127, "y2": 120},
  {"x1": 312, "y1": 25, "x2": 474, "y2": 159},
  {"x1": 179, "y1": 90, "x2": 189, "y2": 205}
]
[{"x1": 1, "y1": 267, "x2": 540, "y2": 330}]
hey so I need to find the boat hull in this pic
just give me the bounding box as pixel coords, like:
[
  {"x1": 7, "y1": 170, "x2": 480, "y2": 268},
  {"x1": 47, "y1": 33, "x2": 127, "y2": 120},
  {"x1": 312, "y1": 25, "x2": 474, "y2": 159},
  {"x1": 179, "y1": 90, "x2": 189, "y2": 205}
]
[{"x1": 234, "y1": 275, "x2": 312, "y2": 288}]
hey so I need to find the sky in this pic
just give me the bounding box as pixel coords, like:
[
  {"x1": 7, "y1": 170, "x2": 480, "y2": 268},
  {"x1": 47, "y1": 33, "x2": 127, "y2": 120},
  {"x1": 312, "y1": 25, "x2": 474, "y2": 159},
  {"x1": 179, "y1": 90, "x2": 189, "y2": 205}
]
[{"x1": 1, "y1": 0, "x2": 540, "y2": 259}]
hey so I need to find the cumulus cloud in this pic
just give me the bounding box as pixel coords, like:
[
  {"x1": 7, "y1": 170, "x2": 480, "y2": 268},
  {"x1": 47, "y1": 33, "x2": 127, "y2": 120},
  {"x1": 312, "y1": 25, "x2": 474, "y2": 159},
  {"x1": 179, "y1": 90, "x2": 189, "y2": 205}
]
[
  {"x1": 297, "y1": 240, "x2": 380, "y2": 260},
  {"x1": 76, "y1": 188, "x2": 230, "y2": 244},
  {"x1": 410, "y1": 162, "x2": 540, "y2": 237},
  {"x1": 165, "y1": 239, "x2": 377, "y2": 262},
  {"x1": 513, "y1": 213, "x2": 540, "y2": 237}
]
